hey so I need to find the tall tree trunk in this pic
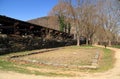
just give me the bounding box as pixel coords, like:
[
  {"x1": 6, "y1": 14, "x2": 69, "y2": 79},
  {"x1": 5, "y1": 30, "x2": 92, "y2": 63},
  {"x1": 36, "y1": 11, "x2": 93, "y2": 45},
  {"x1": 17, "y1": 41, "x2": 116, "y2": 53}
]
[
  {"x1": 77, "y1": 35, "x2": 80, "y2": 46},
  {"x1": 108, "y1": 40, "x2": 111, "y2": 46},
  {"x1": 86, "y1": 38, "x2": 89, "y2": 45},
  {"x1": 68, "y1": 23, "x2": 71, "y2": 34}
]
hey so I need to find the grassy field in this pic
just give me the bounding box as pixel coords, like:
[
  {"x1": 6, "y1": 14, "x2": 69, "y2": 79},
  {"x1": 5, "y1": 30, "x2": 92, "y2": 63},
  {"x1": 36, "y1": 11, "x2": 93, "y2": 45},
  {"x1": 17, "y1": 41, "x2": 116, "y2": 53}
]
[{"x1": 0, "y1": 45, "x2": 115, "y2": 76}]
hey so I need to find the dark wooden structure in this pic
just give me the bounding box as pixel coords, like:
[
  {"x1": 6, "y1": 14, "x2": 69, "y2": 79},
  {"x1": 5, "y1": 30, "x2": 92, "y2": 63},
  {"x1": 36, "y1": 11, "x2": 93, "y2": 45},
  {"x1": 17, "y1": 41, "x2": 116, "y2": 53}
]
[{"x1": 0, "y1": 15, "x2": 73, "y2": 40}]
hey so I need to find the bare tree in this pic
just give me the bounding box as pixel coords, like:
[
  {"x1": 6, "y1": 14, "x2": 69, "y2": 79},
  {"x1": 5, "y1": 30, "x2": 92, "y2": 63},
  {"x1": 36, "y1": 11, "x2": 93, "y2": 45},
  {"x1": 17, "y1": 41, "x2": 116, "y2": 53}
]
[
  {"x1": 48, "y1": 0, "x2": 120, "y2": 46},
  {"x1": 48, "y1": 16, "x2": 59, "y2": 30},
  {"x1": 49, "y1": 1, "x2": 72, "y2": 32},
  {"x1": 49, "y1": 0, "x2": 81, "y2": 46},
  {"x1": 75, "y1": 0, "x2": 103, "y2": 45},
  {"x1": 99, "y1": 0, "x2": 120, "y2": 46}
]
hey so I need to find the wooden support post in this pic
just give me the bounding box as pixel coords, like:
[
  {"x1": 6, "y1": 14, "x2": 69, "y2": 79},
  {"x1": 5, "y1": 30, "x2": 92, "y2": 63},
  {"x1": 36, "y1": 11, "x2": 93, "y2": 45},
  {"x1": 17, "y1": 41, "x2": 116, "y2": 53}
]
[{"x1": 13, "y1": 22, "x2": 19, "y2": 34}]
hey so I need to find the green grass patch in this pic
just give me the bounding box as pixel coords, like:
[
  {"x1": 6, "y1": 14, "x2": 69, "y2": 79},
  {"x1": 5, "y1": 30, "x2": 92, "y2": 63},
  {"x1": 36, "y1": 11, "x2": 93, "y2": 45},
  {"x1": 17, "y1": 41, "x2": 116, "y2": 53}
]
[
  {"x1": 0, "y1": 59, "x2": 73, "y2": 77},
  {"x1": 0, "y1": 59, "x2": 30, "y2": 74},
  {"x1": 90, "y1": 48, "x2": 115, "y2": 72},
  {"x1": 67, "y1": 45, "x2": 94, "y2": 49},
  {"x1": 111, "y1": 45, "x2": 120, "y2": 48}
]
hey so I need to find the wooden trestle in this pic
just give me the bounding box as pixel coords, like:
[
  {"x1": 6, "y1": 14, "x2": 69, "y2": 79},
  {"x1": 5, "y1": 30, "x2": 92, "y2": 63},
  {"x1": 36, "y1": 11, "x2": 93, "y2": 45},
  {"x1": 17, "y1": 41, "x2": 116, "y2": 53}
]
[{"x1": 0, "y1": 15, "x2": 73, "y2": 40}]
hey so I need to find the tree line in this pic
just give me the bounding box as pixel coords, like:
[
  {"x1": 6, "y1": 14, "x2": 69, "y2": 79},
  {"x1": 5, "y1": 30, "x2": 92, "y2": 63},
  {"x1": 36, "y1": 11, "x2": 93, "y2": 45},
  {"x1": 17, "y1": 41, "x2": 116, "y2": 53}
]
[{"x1": 48, "y1": 0, "x2": 120, "y2": 46}]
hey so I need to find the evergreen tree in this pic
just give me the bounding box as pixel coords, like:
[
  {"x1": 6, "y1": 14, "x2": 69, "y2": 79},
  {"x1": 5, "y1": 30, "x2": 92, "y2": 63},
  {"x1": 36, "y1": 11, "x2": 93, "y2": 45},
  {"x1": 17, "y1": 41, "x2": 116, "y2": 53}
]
[{"x1": 58, "y1": 15, "x2": 66, "y2": 32}]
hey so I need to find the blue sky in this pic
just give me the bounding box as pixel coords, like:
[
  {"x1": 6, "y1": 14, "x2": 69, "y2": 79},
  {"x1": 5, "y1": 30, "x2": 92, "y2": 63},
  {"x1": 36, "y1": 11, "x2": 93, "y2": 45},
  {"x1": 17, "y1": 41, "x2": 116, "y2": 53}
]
[{"x1": 0, "y1": 0, "x2": 58, "y2": 21}]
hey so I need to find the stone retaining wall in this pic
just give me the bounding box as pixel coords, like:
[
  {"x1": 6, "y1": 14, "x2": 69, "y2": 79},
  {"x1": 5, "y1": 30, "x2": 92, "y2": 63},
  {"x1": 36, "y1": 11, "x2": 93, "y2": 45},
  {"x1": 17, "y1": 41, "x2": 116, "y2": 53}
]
[{"x1": 0, "y1": 35, "x2": 76, "y2": 55}]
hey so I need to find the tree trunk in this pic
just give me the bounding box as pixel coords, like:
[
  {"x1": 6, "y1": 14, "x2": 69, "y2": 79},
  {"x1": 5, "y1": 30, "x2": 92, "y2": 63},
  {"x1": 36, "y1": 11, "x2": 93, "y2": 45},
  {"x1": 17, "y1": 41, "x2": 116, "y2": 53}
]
[
  {"x1": 77, "y1": 36, "x2": 80, "y2": 46},
  {"x1": 77, "y1": 32, "x2": 80, "y2": 46},
  {"x1": 108, "y1": 40, "x2": 111, "y2": 46},
  {"x1": 86, "y1": 38, "x2": 89, "y2": 45}
]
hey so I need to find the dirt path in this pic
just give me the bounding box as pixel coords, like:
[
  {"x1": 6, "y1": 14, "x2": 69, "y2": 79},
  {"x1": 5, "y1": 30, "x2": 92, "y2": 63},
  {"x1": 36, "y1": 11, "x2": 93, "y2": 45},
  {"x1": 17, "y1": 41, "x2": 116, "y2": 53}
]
[{"x1": 0, "y1": 46, "x2": 120, "y2": 79}]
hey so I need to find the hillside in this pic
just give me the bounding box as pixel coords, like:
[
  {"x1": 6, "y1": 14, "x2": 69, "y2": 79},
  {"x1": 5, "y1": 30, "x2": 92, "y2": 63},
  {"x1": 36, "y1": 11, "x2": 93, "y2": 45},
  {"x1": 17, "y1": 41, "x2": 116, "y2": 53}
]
[
  {"x1": 28, "y1": 16, "x2": 75, "y2": 34},
  {"x1": 28, "y1": 16, "x2": 59, "y2": 30}
]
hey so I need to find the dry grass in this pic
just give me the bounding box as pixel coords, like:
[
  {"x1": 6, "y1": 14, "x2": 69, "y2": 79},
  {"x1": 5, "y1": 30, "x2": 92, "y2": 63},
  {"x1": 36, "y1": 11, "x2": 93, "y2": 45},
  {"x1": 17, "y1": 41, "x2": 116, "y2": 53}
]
[{"x1": 20, "y1": 46, "x2": 102, "y2": 66}]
